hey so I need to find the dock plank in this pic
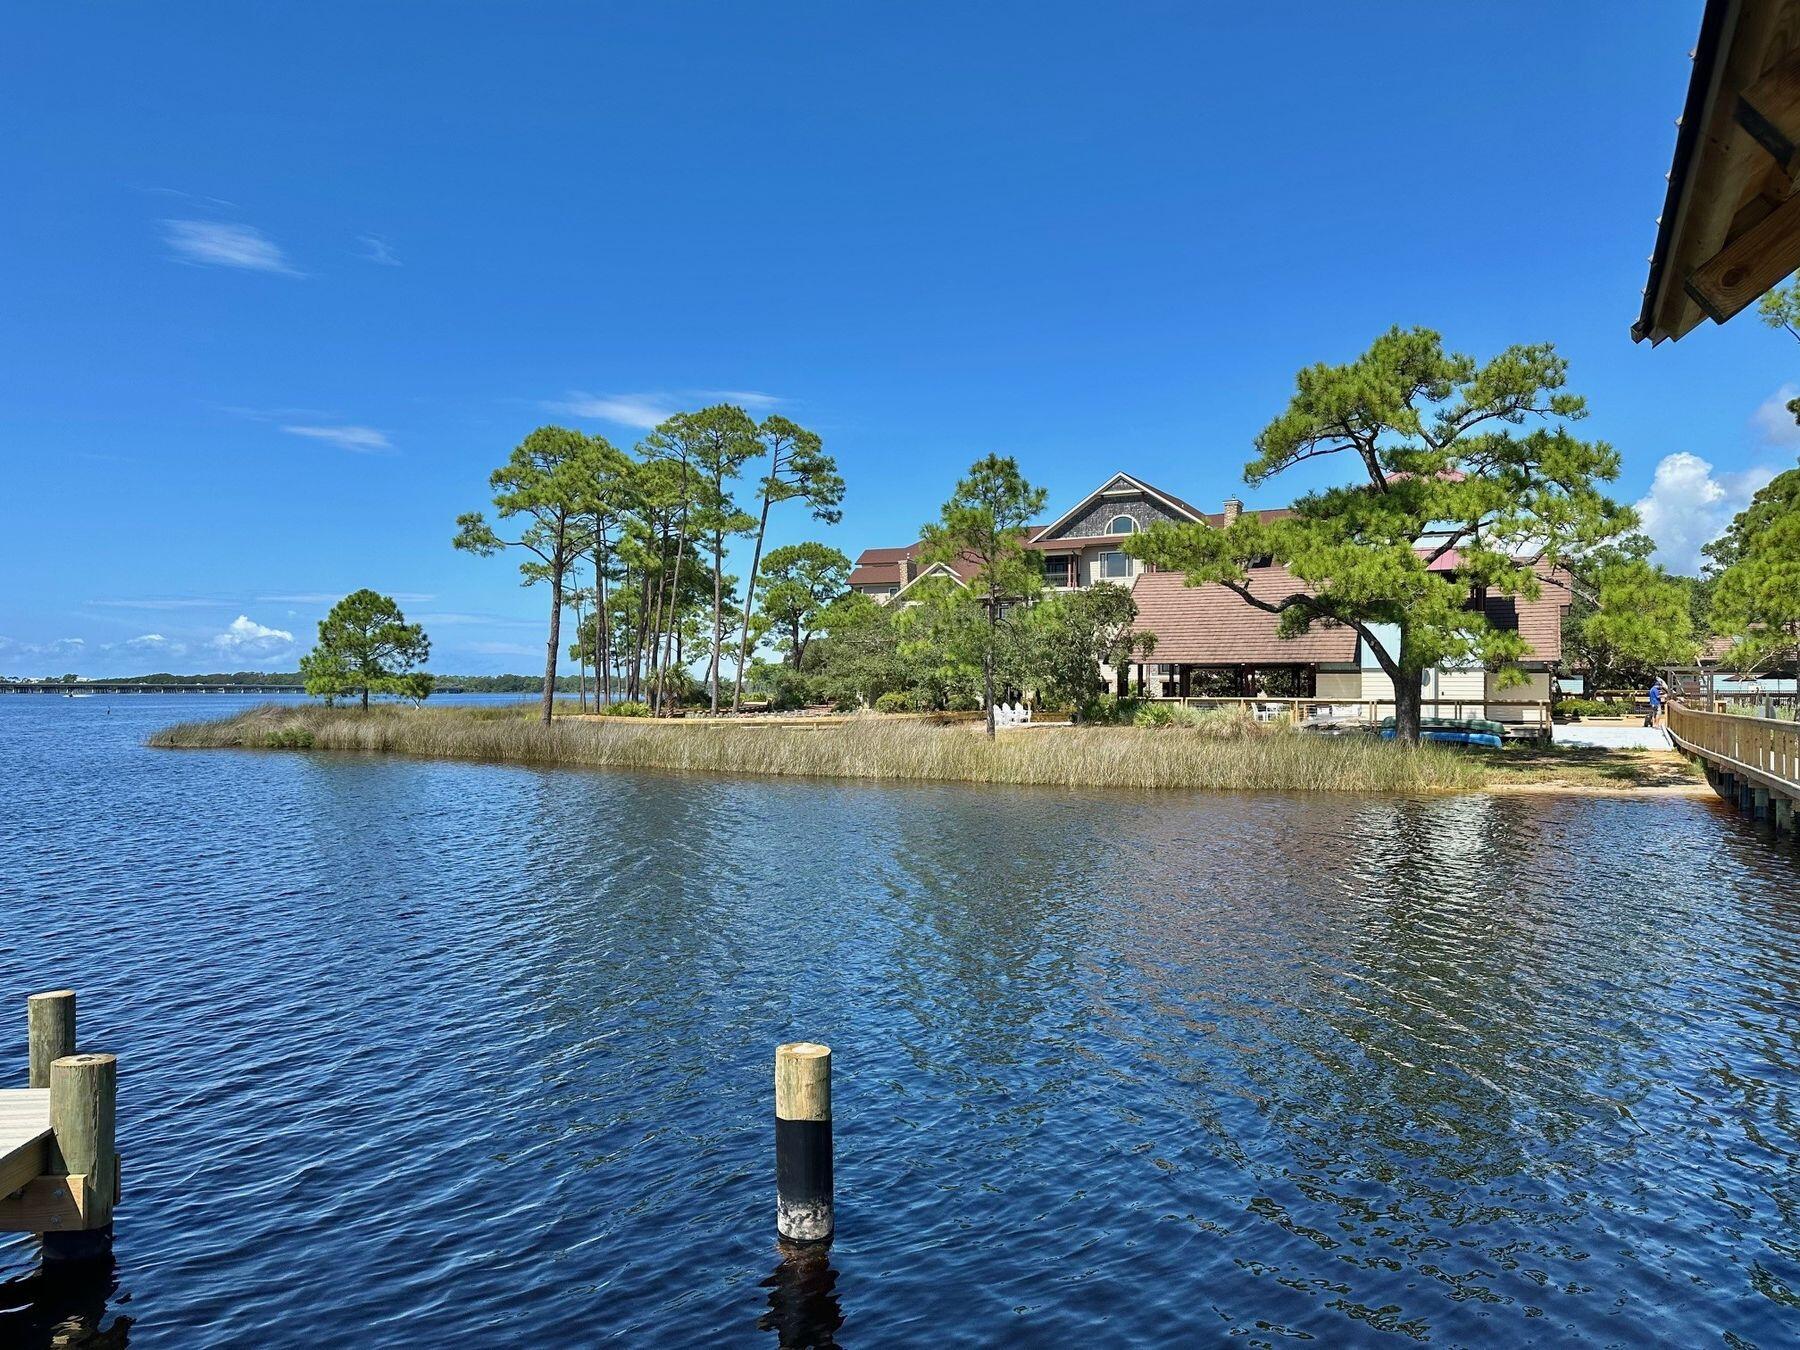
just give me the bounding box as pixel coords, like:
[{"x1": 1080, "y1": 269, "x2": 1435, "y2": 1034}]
[{"x1": 0, "y1": 1089, "x2": 53, "y2": 1197}]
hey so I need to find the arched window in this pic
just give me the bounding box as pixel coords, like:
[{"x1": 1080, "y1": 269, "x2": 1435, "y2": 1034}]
[{"x1": 1107, "y1": 514, "x2": 1137, "y2": 535}]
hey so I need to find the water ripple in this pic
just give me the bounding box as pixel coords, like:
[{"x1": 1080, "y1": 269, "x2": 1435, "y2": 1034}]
[{"x1": 2, "y1": 697, "x2": 1799, "y2": 1346}]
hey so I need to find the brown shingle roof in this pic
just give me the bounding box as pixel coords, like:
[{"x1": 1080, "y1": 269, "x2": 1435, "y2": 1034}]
[
  {"x1": 1133, "y1": 562, "x2": 1573, "y2": 669},
  {"x1": 849, "y1": 541, "x2": 981, "y2": 588},
  {"x1": 1129, "y1": 567, "x2": 1359, "y2": 665}
]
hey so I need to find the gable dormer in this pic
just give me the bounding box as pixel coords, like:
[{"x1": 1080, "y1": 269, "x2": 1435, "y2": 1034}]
[{"x1": 1034, "y1": 472, "x2": 1209, "y2": 542}]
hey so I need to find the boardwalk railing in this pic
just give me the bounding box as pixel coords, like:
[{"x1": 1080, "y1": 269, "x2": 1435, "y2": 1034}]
[{"x1": 1668, "y1": 701, "x2": 1800, "y2": 790}]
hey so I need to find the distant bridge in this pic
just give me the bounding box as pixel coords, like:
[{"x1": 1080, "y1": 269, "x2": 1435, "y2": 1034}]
[
  {"x1": 1, "y1": 682, "x2": 308, "y2": 695},
  {"x1": 1, "y1": 682, "x2": 487, "y2": 695},
  {"x1": 1669, "y1": 702, "x2": 1800, "y2": 842}
]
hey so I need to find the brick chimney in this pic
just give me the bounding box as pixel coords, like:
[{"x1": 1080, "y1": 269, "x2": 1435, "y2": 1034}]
[{"x1": 1222, "y1": 497, "x2": 1243, "y2": 526}]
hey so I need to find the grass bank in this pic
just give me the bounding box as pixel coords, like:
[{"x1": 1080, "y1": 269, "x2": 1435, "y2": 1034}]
[
  {"x1": 1480, "y1": 742, "x2": 1705, "y2": 793},
  {"x1": 148, "y1": 703, "x2": 1487, "y2": 793}
]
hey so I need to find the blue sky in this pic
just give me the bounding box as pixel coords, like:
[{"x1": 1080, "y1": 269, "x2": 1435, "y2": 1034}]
[{"x1": 3, "y1": 2, "x2": 1795, "y2": 675}]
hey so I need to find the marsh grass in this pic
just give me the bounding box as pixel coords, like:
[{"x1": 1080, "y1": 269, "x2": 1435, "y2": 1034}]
[{"x1": 149, "y1": 703, "x2": 1484, "y2": 793}]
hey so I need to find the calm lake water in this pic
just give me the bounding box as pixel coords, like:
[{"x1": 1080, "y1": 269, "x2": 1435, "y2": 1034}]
[{"x1": 2, "y1": 695, "x2": 1798, "y2": 1347}]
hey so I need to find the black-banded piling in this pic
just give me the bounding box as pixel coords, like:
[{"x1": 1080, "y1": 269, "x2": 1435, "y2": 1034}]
[{"x1": 775, "y1": 1042, "x2": 832, "y2": 1243}]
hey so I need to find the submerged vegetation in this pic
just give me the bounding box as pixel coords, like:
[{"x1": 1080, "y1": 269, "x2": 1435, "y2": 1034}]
[{"x1": 149, "y1": 703, "x2": 1489, "y2": 793}]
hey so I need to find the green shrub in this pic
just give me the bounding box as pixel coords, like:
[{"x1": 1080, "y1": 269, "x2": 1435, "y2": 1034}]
[
  {"x1": 874, "y1": 691, "x2": 914, "y2": 714},
  {"x1": 762, "y1": 666, "x2": 819, "y2": 711},
  {"x1": 1078, "y1": 694, "x2": 1137, "y2": 724},
  {"x1": 604, "y1": 700, "x2": 651, "y2": 717},
  {"x1": 945, "y1": 691, "x2": 981, "y2": 712},
  {"x1": 263, "y1": 727, "x2": 315, "y2": 749},
  {"x1": 1555, "y1": 697, "x2": 1636, "y2": 718}
]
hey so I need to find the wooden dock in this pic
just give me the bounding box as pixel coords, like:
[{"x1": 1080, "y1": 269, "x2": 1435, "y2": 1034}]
[
  {"x1": 0, "y1": 1089, "x2": 52, "y2": 1198},
  {"x1": 0, "y1": 992, "x2": 118, "y2": 1252}
]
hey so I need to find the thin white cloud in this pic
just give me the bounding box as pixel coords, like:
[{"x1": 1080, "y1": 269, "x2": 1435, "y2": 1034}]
[
  {"x1": 699, "y1": 389, "x2": 782, "y2": 409},
  {"x1": 1751, "y1": 384, "x2": 1800, "y2": 448},
  {"x1": 412, "y1": 611, "x2": 535, "y2": 627},
  {"x1": 214, "y1": 403, "x2": 335, "y2": 422},
  {"x1": 280, "y1": 424, "x2": 393, "y2": 452},
  {"x1": 546, "y1": 388, "x2": 785, "y2": 429},
  {"x1": 161, "y1": 220, "x2": 301, "y2": 276},
  {"x1": 209, "y1": 615, "x2": 295, "y2": 658},
  {"x1": 115, "y1": 634, "x2": 189, "y2": 656},
  {"x1": 1635, "y1": 452, "x2": 1776, "y2": 574},
  {"x1": 547, "y1": 392, "x2": 678, "y2": 429},
  {"x1": 140, "y1": 187, "x2": 240, "y2": 211},
  {"x1": 0, "y1": 636, "x2": 86, "y2": 657},
  {"x1": 87, "y1": 597, "x2": 221, "y2": 610},
  {"x1": 255, "y1": 591, "x2": 434, "y2": 605},
  {"x1": 357, "y1": 234, "x2": 401, "y2": 266}
]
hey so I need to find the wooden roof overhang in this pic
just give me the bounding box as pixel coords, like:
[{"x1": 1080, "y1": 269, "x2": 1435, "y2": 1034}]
[{"x1": 1636, "y1": 0, "x2": 1800, "y2": 343}]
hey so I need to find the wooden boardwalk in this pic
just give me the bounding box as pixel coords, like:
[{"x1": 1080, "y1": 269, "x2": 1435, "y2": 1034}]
[
  {"x1": 1669, "y1": 702, "x2": 1800, "y2": 838},
  {"x1": 0, "y1": 1089, "x2": 51, "y2": 1199}
]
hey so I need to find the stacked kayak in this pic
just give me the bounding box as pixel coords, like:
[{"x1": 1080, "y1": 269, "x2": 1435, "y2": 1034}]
[{"x1": 1378, "y1": 716, "x2": 1505, "y2": 749}]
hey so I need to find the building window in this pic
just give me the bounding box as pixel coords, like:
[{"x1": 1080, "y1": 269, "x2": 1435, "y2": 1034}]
[
  {"x1": 1042, "y1": 555, "x2": 1073, "y2": 587},
  {"x1": 1099, "y1": 550, "x2": 1131, "y2": 579},
  {"x1": 1107, "y1": 514, "x2": 1138, "y2": 535}
]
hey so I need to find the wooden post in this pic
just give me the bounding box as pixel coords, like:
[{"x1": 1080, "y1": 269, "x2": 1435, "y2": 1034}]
[
  {"x1": 1776, "y1": 796, "x2": 1794, "y2": 836},
  {"x1": 1754, "y1": 786, "x2": 1771, "y2": 821},
  {"x1": 27, "y1": 990, "x2": 75, "y2": 1090},
  {"x1": 41, "y1": 1053, "x2": 117, "y2": 1260},
  {"x1": 775, "y1": 1042, "x2": 832, "y2": 1243}
]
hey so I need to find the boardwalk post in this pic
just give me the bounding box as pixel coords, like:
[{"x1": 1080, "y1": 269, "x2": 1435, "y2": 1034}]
[
  {"x1": 42, "y1": 1053, "x2": 117, "y2": 1261},
  {"x1": 1754, "y1": 787, "x2": 1771, "y2": 821},
  {"x1": 775, "y1": 1042, "x2": 833, "y2": 1243},
  {"x1": 1777, "y1": 796, "x2": 1794, "y2": 837},
  {"x1": 27, "y1": 991, "x2": 75, "y2": 1090}
]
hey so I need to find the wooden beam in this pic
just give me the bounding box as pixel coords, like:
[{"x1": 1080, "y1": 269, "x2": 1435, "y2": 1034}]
[
  {"x1": 1649, "y1": 1, "x2": 1800, "y2": 341},
  {"x1": 0, "y1": 1173, "x2": 89, "y2": 1233},
  {"x1": 0, "y1": 1138, "x2": 47, "y2": 1202},
  {"x1": 1687, "y1": 186, "x2": 1800, "y2": 320},
  {"x1": 1736, "y1": 47, "x2": 1800, "y2": 180}
]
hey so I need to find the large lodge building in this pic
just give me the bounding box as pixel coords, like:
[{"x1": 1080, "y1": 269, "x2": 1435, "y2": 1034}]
[{"x1": 847, "y1": 472, "x2": 1570, "y2": 725}]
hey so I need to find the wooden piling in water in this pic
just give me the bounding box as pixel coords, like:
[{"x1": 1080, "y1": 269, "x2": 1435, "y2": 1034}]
[
  {"x1": 775, "y1": 1042, "x2": 833, "y2": 1243},
  {"x1": 27, "y1": 991, "x2": 75, "y2": 1090},
  {"x1": 40, "y1": 1053, "x2": 117, "y2": 1260},
  {"x1": 2, "y1": 992, "x2": 118, "y2": 1260}
]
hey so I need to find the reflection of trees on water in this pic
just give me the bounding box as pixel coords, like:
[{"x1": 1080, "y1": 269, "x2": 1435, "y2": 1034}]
[
  {"x1": 1087, "y1": 791, "x2": 1800, "y2": 1335},
  {"x1": 0, "y1": 1254, "x2": 130, "y2": 1349},
  {"x1": 873, "y1": 787, "x2": 1124, "y2": 1134}
]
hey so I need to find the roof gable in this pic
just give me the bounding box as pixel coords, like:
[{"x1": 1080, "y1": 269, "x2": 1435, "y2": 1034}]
[{"x1": 1036, "y1": 472, "x2": 1210, "y2": 542}]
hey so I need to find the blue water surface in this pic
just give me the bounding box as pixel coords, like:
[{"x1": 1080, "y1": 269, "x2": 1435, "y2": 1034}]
[{"x1": 2, "y1": 695, "x2": 1798, "y2": 1347}]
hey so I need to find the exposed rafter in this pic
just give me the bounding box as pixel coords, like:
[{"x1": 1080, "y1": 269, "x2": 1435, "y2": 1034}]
[{"x1": 1636, "y1": 0, "x2": 1800, "y2": 343}]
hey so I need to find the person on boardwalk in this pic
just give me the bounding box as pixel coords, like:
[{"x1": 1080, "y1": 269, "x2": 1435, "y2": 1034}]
[{"x1": 1648, "y1": 676, "x2": 1667, "y2": 728}]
